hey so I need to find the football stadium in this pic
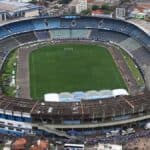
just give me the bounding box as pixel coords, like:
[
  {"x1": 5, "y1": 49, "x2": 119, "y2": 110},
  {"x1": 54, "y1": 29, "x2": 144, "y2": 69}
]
[{"x1": 0, "y1": 16, "x2": 150, "y2": 143}]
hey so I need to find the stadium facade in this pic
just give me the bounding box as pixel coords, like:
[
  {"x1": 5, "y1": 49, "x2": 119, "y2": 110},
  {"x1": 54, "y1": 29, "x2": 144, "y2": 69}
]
[{"x1": 0, "y1": 16, "x2": 150, "y2": 137}]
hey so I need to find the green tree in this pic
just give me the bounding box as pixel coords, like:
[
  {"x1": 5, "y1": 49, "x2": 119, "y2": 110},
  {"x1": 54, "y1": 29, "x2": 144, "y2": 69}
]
[
  {"x1": 59, "y1": 0, "x2": 72, "y2": 4},
  {"x1": 80, "y1": 9, "x2": 91, "y2": 15},
  {"x1": 92, "y1": 5, "x2": 99, "y2": 10},
  {"x1": 101, "y1": 3, "x2": 110, "y2": 10}
]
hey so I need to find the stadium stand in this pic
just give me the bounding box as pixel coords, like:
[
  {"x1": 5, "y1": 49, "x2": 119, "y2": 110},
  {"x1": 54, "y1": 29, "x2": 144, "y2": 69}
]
[
  {"x1": 60, "y1": 18, "x2": 98, "y2": 28},
  {"x1": 71, "y1": 29, "x2": 91, "y2": 39},
  {"x1": 132, "y1": 47, "x2": 150, "y2": 67},
  {"x1": 0, "y1": 37, "x2": 19, "y2": 51},
  {"x1": 50, "y1": 29, "x2": 70, "y2": 39},
  {"x1": 50, "y1": 29, "x2": 91, "y2": 40},
  {"x1": 14, "y1": 32, "x2": 37, "y2": 44},
  {"x1": 0, "y1": 37, "x2": 19, "y2": 68},
  {"x1": 32, "y1": 19, "x2": 47, "y2": 30},
  {"x1": 119, "y1": 38, "x2": 142, "y2": 52},
  {"x1": 5, "y1": 20, "x2": 34, "y2": 34},
  {"x1": 0, "y1": 27, "x2": 11, "y2": 39},
  {"x1": 90, "y1": 29, "x2": 129, "y2": 43},
  {"x1": 35, "y1": 30, "x2": 51, "y2": 41},
  {"x1": 46, "y1": 18, "x2": 60, "y2": 28}
]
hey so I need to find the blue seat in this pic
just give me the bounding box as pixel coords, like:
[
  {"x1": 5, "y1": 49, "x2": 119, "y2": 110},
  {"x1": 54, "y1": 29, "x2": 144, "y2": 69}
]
[{"x1": 6, "y1": 21, "x2": 34, "y2": 34}]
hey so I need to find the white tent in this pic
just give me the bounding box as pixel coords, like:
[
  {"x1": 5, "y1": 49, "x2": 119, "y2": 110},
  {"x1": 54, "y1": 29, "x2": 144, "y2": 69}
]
[
  {"x1": 44, "y1": 93, "x2": 59, "y2": 102},
  {"x1": 59, "y1": 92, "x2": 73, "y2": 102},
  {"x1": 112, "y1": 89, "x2": 129, "y2": 97},
  {"x1": 99, "y1": 90, "x2": 113, "y2": 98}
]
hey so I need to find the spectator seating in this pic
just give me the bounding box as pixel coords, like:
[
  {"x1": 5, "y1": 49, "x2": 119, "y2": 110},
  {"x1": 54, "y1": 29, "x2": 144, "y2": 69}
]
[
  {"x1": 32, "y1": 19, "x2": 47, "y2": 30},
  {"x1": 5, "y1": 21, "x2": 34, "y2": 34},
  {"x1": 14, "y1": 32, "x2": 37, "y2": 44},
  {"x1": 0, "y1": 37, "x2": 19, "y2": 51},
  {"x1": 50, "y1": 29, "x2": 70, "y2": 39},
  {"x1": 90, "y1": 29, "x2": 129, "y2": 43},
  {"x1": 46, "y1": 18, "x2": 60, "y2": 28},
  {"x1": 0, "y1": 27, "x2": 11, "y2": 39},
  {"x1": 0, "y1": 37, "x2": 19, "y2": 68},
  {"x1": 35, "y1": 30, "x2": 50, "y2": 40},
  {"x1": 132, "y1": 47, "x2": 150, "y2": 67},
  {"x1": 71, "y1": 29, "x2": 91, "y2": 39},
  {"x1": 119, "y1": 38, "x2": 142, "y2": 52},
  {"x1": 60, "y1": 18, "x2": 98, "y2": 28}
]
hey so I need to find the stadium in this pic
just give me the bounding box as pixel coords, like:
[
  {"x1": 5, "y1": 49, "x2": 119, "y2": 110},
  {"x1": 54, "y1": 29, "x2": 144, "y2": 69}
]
[{"x1": 0, "y1": 15, "x2": 150, "y2": 140}]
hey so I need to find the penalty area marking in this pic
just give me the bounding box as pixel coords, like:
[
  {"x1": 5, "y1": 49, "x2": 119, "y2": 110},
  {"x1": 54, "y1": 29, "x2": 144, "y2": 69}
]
[{"x1": 64, "y1": 47, "x2": 74, "y2": 51}]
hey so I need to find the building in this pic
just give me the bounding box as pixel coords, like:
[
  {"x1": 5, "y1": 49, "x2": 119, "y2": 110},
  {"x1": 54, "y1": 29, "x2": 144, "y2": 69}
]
[
  {"x1": 87, "y1": 0, "x2": 121, "y2": 8},
  {"x1": 69, "y1": 0, "x2": 87, "y2": 14},
  {"x1": 129, "y1": 2, "x2": 150, "y2": 20},
  {"x1": 30, "y1": 139, "x2": 49, "y2": 150},
  {"x1": 145, "y1": 12, "x2": 150, "y2": 21},
  {"x1": 116, "y1": 8, "x2": 126, "y2": 20},
  {"x1": 0, "y1": 0, "x2": 43, "y2": 21},
  {"x1": 92, "y1": 9, "x2": 113, "y2": 18},
  {"x1": 0, "y1": 11, "x2": 7, "y2": 22},
  {"x1": 9, "y1": 0, "x2": 33, "y2": 2},
  {"x1": 11, "y1": 138, "x2": 27, "y2": 150}
]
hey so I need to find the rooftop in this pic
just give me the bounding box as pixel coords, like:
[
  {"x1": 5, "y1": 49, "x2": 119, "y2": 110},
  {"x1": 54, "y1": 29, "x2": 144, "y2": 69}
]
[
  {"x1": 0, "y1": 0, "x2": 40, "y2": 12},
  {"x1": 92, "y1": 9, "x2": 104, "y2": 15}
]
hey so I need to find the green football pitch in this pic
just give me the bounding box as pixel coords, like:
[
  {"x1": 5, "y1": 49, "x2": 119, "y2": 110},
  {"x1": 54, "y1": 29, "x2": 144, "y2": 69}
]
[{"x1": 29, "y1": 43, "x2": 126, "y2": 99}]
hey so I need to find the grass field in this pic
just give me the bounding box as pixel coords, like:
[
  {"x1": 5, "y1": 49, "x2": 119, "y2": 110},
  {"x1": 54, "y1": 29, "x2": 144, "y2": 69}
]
[
  {"x1": 29, "y1": 43, "x2": 126, "y2": 99},
  {"x1": 1, "y1": 50, "x2": 17, "y2": 96},
  {"x1": 119, "y1": 49, "x2": 144, "y2": 87}
]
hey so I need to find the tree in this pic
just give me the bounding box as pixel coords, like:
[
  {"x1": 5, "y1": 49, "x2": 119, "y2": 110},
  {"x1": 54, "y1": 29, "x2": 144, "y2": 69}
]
[
  {"x1": 80, "y1": 9, "x2": 91, "y2": 15},
  {"x1": 59, "y1": 0, "x2": 72, "y2": 4},
  {"x1": 92, "y1": 5, "x2": 99, "y2": 11},
  {"x1": 101, "y1": 3, "x2": 110, "y2": 10}
]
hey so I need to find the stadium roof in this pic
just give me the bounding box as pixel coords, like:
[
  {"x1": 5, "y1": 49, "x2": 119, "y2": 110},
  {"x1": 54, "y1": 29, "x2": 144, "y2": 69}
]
[
  {"x1": 0, "y1": 0, "x2": 40, "y2": 12},
  {"x1": 44, "y1": 89, "x2": 129, "y2": 102},
  {"x1": 44, "y1": 93, "x2": 59, "y2": 102}
]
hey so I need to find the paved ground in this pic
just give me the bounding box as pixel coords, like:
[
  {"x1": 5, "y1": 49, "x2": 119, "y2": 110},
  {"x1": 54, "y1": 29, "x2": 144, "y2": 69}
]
[
  {"x1": 144, "y1": 66, "x2": 150, "y2": 91},
  {"x1": 16, "y1": 47, "x2": 31, "y2": 99},
  {"x1": 108, "y1": 46, "x2": 139, "y2": 95}
]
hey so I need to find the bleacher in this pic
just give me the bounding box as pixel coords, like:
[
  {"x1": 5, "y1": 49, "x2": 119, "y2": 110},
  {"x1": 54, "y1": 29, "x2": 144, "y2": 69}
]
[
  {"x1": 132, "y1": 47, "x2": 150, "y2": 67},
  {"x1": 5, "y1": 20, "x2": 34, "y2": 34},
  {"x1": 30, "y1": 92, "x2": 150, "y2": 124},
  {"x1": 0, "y1": 37, "x2": 19, "y2": 68},
  {"x1": 60, "y1": 18, "x2": 98, "y2": 28},
  {"x1": 0, "y1": 17, "x2": 148, "y2": 48},
  {"x1": 14, "y1": 32, "x2": 37, "y2": 44},
  {"x1": 60, "y1": 19, "x2": 72, "y2": 28},
  {"x1": 46, "y1": 18, "x2": 60, "y2": 28},
  {"x1": 119, "y1": 38, "x2": 142, "y2": 52},
  {"x1": 32, "y1": 19, "x2": 47, "y2": 30},
  {"x1": 0, "y1": 92, "x2": 149, "y2": 126},
  {"x1": 0, "y1": 27, "x2": 11, "y2": 39},
  {"x1": 35, "y1": 30, "x2": 50, "y2": 40},
  {"x1": 71, "y1": 29, "x2": 91, "y2": 39},
  {"x1": 129, "y1": 28, "x2": 150, "y2": 48},
  {"x1": 50, "y1": 29, "x2": 70, "y2": 39},
  {"x1": 90, "y1": 29, "x2": 129, "y2": 43}
]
